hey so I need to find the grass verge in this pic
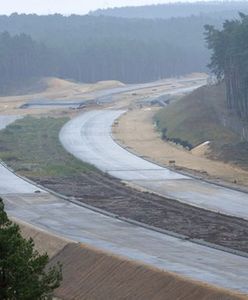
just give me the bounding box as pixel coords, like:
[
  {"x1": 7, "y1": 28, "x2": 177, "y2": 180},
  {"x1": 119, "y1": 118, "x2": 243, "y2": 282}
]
[
  {"x1": 153, "y1": 84, "x2": 248, "y2": 169},
  {"x1": 154, "y1": 83, "x2": 248, "y2": 170},
  {"x1": 0, "y1": 116, "x2": 96, "y2": 177},
  {"x1": 154, "y1": 83, "x2": 239, "y2": 147}
]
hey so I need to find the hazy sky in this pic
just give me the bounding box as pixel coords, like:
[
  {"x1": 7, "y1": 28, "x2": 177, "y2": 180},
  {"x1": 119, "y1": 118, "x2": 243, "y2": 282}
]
[{"x1": 1, "y1": 0, "x2": 209, "y2": 15}]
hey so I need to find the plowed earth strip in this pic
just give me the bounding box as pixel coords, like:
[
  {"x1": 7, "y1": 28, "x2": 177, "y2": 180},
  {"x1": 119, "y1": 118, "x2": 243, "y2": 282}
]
[{"x1": 33, "y1": 170, "x2": 248, "y2": 254}]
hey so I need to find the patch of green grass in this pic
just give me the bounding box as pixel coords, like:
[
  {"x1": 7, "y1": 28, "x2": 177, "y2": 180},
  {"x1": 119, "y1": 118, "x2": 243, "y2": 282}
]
[
  {"x1": 153, "y1": 83, "x2": 248, "y2": 169},
  {"x1": 0, "y1": 116, "x2": 96, "y2": 177},
  {"x1": 154, "y1": 83, "x2": 239, "y2": 147}
]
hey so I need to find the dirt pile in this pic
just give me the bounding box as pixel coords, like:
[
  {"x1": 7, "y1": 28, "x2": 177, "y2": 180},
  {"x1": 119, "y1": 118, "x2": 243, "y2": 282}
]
[
  {"x1": 0, "y1": 77, "x2": 124, "y2": 115},
  {"x1": 49, "y1": 243, "x2": 247, "y2": 300},
  {"x1": 43, "y1": 77, "x2": 124, "y2": 99}
]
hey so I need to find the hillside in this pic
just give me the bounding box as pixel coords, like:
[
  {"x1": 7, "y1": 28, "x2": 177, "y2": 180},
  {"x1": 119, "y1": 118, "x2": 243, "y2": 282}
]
[
  {"x1": 91, "y1": 2, "x2": 248, "y2": 19},
  {"x1": 154, "y1": 84, "x2": 248, "y2": 170}
]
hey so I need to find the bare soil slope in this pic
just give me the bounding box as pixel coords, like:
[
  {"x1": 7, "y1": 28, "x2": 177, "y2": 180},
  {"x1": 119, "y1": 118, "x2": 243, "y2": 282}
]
[
  {"x1": 14, "y1": 220, "x2": 247, "y2": 299},
  {"x1": 49, "y1": 243, "x2": 247, "y2": 300},
  {"x1": 114, "y1": 107, "x2": 248, "y2": 188}
]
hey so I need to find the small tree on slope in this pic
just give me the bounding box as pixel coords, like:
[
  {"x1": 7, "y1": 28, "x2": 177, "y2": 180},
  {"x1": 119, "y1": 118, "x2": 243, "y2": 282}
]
[{"x1": 0, "y1": 198, "x2": 62, "y2": 299}]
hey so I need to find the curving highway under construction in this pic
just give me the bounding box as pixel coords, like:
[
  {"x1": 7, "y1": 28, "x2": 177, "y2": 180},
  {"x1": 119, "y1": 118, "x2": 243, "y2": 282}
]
[
  {"x1": 60, "y1": 109, "x2": 248, "y2": 220},
  {"x1": 1, "y1": 79, "x2": 248, "y2": 294}
]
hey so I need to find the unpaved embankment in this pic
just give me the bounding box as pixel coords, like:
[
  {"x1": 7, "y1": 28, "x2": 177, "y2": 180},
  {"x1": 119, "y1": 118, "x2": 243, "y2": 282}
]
[
  {"x1": 17, "y1": 220, "x2": 247, "y2": 300},
  {"x1": 113, "y1": 107, "x2": 248, "y2": 188},
  {"x1": 50, "y1": 243, "x2": 247, "y2": 300}
]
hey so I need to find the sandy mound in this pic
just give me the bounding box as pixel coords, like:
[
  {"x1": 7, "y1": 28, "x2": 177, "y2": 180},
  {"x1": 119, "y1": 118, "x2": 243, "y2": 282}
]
[
  {"x1": 0, "y1": 77, "x2": 124, "y2": 114},
  {"x1": 43, "y1": 77, "x2": 124, "y2": 96},
  {"x1": 191, "y1": 141, "x2": 211, "y2": 157},
  {"x1": 184, "y1": 72, "x2": 208, "y2": 79},
  {"x1": 95, "y1": 80, "x2": 125, "y2": 88},
  {"x1": 49, "y1": 243, "x2": 247, "y2": 300}
]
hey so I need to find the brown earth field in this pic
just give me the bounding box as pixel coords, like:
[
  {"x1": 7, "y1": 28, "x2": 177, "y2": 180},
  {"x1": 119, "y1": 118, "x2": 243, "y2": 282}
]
[
  {"x1": 33, "y1": 171, "x2": 248, "y2": 254},
  {"x1": 15, "y1": 220, "x2": 247, "y2": 300}
]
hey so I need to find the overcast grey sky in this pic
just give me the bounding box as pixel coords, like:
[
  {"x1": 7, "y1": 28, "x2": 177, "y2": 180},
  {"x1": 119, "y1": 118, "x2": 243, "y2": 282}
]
[{"x1": 1, "y1": 0, "x2": 209, "y2": 15}]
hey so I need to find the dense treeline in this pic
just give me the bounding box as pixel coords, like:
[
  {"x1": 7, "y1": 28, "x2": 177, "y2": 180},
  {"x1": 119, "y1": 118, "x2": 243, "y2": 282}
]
[
  {"x1": 205, "y1": 13, "x2": 248, "y2": 120},
  {"x1": 0, "y1": 11, "x2": 229, "y2": 91},
  {"x1": 0, "y1": 32, "x2": 51, "y2": 93},
  {"x1": 0, "y1": 14, "x2": 215, "y2": 88},
  {"x1": 92, "y1": 2, "x2": 248, "y2": 20}
]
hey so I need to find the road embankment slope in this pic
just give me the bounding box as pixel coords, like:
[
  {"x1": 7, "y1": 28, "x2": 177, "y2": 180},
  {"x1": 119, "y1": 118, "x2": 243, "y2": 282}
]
[
  {"x1": 13, "y1": 220, "x2": 247, "y2": 300},
  {"x1": 153, "y1": 83, "x2": 248, "y2": 186},
  {"x1": 49, "y1": 243, "x2": 247, "y2": 300}
]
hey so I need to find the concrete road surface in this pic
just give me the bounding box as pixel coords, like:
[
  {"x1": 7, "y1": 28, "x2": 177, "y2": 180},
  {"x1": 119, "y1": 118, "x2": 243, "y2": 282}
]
[
  {"x1": 3, "y1": 193, "x2": 248, "y2": 294},
  {"x1": 91, "y1": 78, "x2": 205, "y2": 104},
  {"x1": 0, "y1": 164, "x2": 44, "y2": 194},
  {"x1": 0, "y1": 116, "x2": 43, "y2": 194},
  {"x1": 60, "y1": 110, "x2": 248, "y2": 220},
  {"x1": 0, "y1": 115, "x2": 22, "y2": 130},
  {"x1": 21, "y1": 76, "x2": 206, "y2": 108}
]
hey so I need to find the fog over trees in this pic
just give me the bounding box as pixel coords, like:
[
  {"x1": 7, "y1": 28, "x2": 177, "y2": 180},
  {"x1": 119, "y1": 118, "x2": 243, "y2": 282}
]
[
  {"x1": 91, "y1": 1, "x2": 248, "y2": 19},
  {"x1": 0, "y1": 32, "x2": 50, "y2": 93},
  {"x1": 0, "y1": 3, "x2": 246, "y2": 93}
]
